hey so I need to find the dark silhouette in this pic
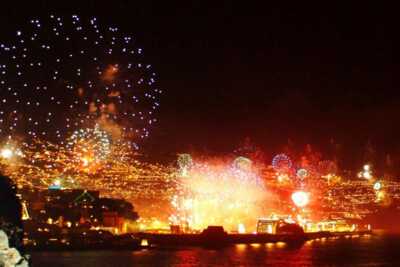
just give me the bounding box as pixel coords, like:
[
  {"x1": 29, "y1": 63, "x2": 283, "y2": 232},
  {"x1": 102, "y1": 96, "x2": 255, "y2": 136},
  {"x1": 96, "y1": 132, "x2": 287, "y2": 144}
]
[
  {"x1": 276, "y1": 223, "x2": 305, "y2": 235},
  {"x1": 0, "y1": 174, "x2": 23, "y2": 251}
]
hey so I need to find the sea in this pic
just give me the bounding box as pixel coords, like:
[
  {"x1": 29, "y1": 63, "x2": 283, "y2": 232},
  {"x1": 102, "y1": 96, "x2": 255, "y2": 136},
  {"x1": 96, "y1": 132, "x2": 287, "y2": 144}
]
[{"x1": 29, "y1": 233, "x2": 400, "y2": 267}]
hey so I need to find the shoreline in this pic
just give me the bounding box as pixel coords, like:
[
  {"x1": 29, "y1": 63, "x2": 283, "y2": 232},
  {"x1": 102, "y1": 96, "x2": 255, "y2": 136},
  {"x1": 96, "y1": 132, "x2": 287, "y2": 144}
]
[{"x1": 24, "y1": 231, "x2": 372, "y2": 252}]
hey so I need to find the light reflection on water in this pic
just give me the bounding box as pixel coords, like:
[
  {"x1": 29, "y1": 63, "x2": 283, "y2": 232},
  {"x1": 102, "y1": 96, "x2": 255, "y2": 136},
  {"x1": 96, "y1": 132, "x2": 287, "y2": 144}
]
[{"x1": 30, "y1": 234, "x2": 400, "y2": 267}]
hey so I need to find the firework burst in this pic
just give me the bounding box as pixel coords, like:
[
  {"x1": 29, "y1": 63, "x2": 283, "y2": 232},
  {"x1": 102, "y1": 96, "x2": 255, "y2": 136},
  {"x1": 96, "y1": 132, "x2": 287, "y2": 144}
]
[
  {"x1": 0, "y1": 15, "x2": 161, "y2": 145},
  {"x1": 170, "y1": 157, "x2": 267, "y2": 232}
]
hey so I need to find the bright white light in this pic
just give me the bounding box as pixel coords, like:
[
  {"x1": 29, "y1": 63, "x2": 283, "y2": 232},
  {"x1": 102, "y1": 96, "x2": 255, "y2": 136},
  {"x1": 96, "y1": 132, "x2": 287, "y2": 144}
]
[
  {"x1": 291, "y1": 191, "x2": 310, "y2": 208},
  {"x1": 82, "y1": 158, "x2": 89, "y2": 167},
  {"x1": 277, "y1": 173, "x2": 289, "y2": 182},
  {"x1": 363, "y1": 171, "x2": 372, "y2": 180},
  {"x1": 238, "y1": 223, "x2": 246, "y2": 234},
  {"x1": 53, "y1": 179, "x2": 61, "y2": 186},
  {"x1": 373, "y1": 181, "x2": 382, "y2": 191},
  {"x1": 359, "y1": 164, "x2": 372, "y2": 180},
  {"x1": 1, "y1": 148, "x2": 13, "y2": 159},
  {"x1": 296, "y1": 168, "x2": 308, "y2": 179}
]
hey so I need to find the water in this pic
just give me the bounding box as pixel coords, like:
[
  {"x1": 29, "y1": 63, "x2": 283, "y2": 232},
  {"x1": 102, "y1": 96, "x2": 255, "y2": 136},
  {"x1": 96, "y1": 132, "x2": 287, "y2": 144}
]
[{"x1": 30, "y1": 234, "x2": 400, "y2": 266}]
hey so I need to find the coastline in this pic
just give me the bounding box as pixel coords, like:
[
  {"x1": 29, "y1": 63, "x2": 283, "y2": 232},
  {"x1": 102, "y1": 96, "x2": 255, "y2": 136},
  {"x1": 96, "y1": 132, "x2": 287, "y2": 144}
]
[{"x1": 24, "y1": 230, "x2": 372, "y2": 252}]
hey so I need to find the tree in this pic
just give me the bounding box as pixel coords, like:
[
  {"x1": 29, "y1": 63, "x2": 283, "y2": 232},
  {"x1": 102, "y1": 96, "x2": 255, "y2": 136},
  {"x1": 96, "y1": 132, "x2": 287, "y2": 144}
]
[{"x1": 0, "y1": 174, "x2": 23, "y2": 252}]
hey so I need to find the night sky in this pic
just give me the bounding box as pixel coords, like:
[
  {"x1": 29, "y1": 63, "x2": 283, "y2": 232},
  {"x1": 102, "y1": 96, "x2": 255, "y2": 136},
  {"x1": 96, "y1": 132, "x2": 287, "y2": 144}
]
[{"x1": 0, "y1": 2, "x2": 397, "y2": 166}]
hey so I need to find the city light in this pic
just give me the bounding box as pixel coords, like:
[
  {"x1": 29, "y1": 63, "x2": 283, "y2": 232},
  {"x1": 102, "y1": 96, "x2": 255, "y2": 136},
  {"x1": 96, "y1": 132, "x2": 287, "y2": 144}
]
[{"x1": 358, "y1": 164, "x2": 373, "y2": 180}]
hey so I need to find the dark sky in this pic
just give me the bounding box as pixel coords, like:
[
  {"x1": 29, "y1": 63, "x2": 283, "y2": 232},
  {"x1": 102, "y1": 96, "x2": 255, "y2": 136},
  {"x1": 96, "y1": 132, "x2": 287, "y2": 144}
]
[{"x1": 0, "y1": 1, "x2": 397, "y2": 164}]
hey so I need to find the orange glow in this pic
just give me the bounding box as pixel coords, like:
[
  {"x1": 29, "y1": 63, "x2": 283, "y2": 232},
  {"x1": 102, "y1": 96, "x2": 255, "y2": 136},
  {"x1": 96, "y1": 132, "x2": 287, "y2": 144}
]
[
  {"x1": 101, "y1": 64, "x2": 119, "y2": 82},
  {"x1": 170, "y1": 158, "x2": 268, "y2": 232}
]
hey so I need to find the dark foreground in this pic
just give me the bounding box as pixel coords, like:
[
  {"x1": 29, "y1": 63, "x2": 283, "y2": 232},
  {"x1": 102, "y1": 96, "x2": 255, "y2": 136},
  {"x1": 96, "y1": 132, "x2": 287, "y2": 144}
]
[{"x1": 30, "y1": 233, "x2": 400, "y2": 267}]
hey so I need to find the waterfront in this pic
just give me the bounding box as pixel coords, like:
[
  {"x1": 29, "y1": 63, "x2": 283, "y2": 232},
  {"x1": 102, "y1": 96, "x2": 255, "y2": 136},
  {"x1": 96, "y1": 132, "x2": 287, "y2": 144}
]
[
  {"x1": 0, "y1": 4, "x2": 397, "y2": 267},
  {"x1": 30, "y1": 233, "x2": 400, "y2": 266}
]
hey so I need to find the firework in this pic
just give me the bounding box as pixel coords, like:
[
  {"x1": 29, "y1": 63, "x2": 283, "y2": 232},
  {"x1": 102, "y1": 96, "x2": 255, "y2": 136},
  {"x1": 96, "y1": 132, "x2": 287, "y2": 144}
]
[
  {"x1": 0, "y1": 15, "x2": 161, "y2": 144},
  {"x1": 0, "y1": 15, "x2": 171, "y2": 219},
  {"x1": 296, "y1": 168, "x2": 308, "y2": 180},
  {"x1": 0, "y1": 141, "x2": 24, "y2": 166},
  {"x1": 177, "y1": 153, "x2": 193, "y2": 177},
  {"x1": 291, "y1": 191, "x2": 310, "y2": 208},
  {"x1": 66, "y1": 124, "x2": 112, "y2": 172},
  {"x1": 171, "y1": 157, "x2": 267, "y2": 232},
  {"x1": 0, "y1": 148, "x2": 13, "y2": 159},
  {"x1": 272, "y1": 153, "x2": 292, "y2": 172},
  {"x1": 373, "y1": 181, "x2": 382, "y2": 191},
  {"x1": 233, "y1": 156, "x2": 252, "y2": 171}
]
